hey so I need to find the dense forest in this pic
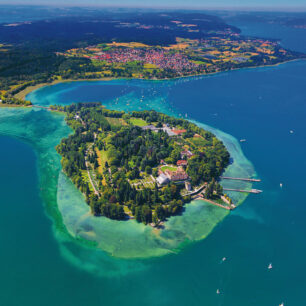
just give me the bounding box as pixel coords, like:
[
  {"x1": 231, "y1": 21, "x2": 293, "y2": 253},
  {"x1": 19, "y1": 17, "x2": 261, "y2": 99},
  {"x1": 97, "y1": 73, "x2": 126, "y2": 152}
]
[{"x1": 55, "y1": 103, "x2": 230, "y2": 225}]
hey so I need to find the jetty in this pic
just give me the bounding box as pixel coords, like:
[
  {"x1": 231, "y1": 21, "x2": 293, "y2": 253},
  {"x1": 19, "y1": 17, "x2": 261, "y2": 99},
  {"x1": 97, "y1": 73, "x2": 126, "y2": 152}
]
[
  {"x1": 32, "y1": 105, "x2": 51, "y2": 110},
  {"x1": 223, "y1": 188, "x2": 263, "y2": 194},
  {"x1": 221, "y1": 176, "x2": 261, "y2": 182}
]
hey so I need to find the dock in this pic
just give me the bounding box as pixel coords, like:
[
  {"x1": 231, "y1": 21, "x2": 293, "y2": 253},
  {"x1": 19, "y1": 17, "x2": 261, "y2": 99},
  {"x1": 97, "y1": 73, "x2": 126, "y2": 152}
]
[
  {"x1": 223, "y1": 188, "x2": 263, "y2": 194},
  {"x1": 195, "y1": 194, "x2": 232, "y2": 210},
  {"x1": 221, "y1": 176, "x2": 261, "y2": 182},
  {"x1": 32, "y1": 105, "x2": 51, "y2": 110}
]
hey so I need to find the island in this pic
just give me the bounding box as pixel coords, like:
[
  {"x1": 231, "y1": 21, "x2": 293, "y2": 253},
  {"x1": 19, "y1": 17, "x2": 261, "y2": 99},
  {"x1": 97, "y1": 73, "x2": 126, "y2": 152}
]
[{"x1": 54, "y1": 103, "x2": 232, "y2": 226}]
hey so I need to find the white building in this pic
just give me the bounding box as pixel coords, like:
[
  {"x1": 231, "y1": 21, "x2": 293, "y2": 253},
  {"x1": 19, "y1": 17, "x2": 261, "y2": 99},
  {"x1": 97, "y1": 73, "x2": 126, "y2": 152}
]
[{"x1": 156, "y1": 173, "x2": 170, "y2": 185}]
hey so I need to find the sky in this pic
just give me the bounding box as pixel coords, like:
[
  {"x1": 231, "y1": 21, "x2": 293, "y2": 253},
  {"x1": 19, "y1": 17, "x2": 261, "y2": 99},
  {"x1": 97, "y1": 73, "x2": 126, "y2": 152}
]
[{"x1": 1, "y1": 0, "x2": 306, "y2": 10}]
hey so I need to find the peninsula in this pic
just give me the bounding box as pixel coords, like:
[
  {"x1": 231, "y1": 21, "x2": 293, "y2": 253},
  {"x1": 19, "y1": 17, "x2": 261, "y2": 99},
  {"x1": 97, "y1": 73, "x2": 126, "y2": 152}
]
[
  {"x1": 54, "y1": 103, "x2": 232, "y2": 226},
  {"x1": 0, "y1": 10, "x2": 305, "y2": 107}
]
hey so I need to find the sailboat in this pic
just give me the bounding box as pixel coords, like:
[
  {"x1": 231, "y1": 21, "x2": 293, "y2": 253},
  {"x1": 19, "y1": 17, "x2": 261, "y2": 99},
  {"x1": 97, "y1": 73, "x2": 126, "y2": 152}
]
[
  {"x1": 216, "y1": 289, "x2": 220, "y2": 294},
  {"x1": 268, "y1": 263, "x2": 273, "y2": 270}
]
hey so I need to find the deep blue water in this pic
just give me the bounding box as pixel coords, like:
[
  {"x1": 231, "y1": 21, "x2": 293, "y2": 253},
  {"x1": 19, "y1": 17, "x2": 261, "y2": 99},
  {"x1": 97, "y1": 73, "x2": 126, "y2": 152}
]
[
  {"x1": 1, "y1": 15, "x2": 306, "y2": 306},
  {"x1": 226, "y1": 18, "x2": 306, "y2": 54},
  {"x1": 25, "y1": 59, "x2": 306, "y2": 305}
]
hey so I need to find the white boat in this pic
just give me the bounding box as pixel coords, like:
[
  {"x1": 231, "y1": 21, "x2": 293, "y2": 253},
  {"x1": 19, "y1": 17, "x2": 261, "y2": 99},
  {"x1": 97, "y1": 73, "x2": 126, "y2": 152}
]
[
  {"x1": 290, "y1": 130, "x2": 294, "y2": 134},
  {"x1": 279, "y1": 303, "x2": 284, "y2": 306},
  {"x1": 240, "y1": 139, "x2": 246, "y2": 142},
  {"x1": 216, "y1": 289, "x2": 220, "y2": 294},
  {"x1": 222, "y1": 257, "x2": 226, "y2": 262},
  {"x1": 268, "y1": 263, "x2": 273, "y2": 270},
  {"x1": 280, "y1": 183, "x2": 283, "y2": 188}
]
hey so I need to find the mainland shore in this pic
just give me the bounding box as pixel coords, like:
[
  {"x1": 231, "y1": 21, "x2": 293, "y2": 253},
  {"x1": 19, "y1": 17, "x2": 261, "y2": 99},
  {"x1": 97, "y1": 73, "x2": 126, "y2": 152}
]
[{"x1": 14, "y1": 58, "x2": 303, "y2": 102}]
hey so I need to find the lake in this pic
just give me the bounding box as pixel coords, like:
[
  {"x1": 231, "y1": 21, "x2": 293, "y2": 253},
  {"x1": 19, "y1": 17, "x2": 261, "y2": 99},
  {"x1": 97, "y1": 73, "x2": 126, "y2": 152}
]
[{"x1": 1, "y1": 18, "x2": 306, "y2": 305}]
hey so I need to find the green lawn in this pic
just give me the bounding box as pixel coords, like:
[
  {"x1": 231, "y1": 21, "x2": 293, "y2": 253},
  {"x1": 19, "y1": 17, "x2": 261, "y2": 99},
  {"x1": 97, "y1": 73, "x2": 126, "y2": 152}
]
[
  {"x1": 129, "y1": 117, "x2": 148, "y2": 127},
  {"x1": 81, "y1": 170, "x2": 94, "y2": 192},
  {"x1": 161, "y1": 165, "x2": 178, "y2": 172},
  {"x1": 105, "y1": 117, "x2": 126, "y2": 127},
  {"x1": 189, "y1": 137, "x2": 209, "y2": 147}
]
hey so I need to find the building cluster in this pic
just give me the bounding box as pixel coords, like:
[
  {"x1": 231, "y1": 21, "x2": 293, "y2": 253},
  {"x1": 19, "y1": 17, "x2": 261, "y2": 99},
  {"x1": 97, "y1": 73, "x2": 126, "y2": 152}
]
[
  {"x1": 156, "y1": 166, "x2": 189, "y2": 186},
  {"x1": 156, "y1": 148, "x2": 194, "y2": 188},
  {"x1": 164, "y1": 167, "x2": 188, "y2": 181},
  {"x1": 92, "y1": 48, "x2": 198, "y2": 72},
  {"x1": 141, "y1": 124, "x2": 186, "y2": 137}
]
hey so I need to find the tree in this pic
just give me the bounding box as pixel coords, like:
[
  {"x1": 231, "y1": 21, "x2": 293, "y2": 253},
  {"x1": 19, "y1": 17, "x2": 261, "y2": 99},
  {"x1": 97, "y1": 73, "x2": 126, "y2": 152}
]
[
  {"x1": 135, "y1": 207, "x2": 142, "y2": 223},
  {"x1": 145, "y1": 165, "x2": 152, "y2": 175},
  {"x1": 152, "y1": 212, "x2": 159, "y2": 227},
  {"x1": 155, "y1": 205, "x2": 165, "y2": 221},
  {"x1": 141, "y1": 205, "x2": 152, "y2": 224},
  {"x1": 204, "y1": 181, "x2": 214, "y2": 199},
  {"x1": 152, "y1": 168, "x2": 158, "y2": 177},
  {"x1": 215, "y1": 182, "x2": 223, "y2": 197}
]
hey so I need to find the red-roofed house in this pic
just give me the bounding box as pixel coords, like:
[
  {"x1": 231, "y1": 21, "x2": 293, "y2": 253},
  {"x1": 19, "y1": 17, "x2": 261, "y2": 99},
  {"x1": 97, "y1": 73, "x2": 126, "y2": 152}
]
[
  {"x1": 177, "y1": 160, "x2": 188, "y2": 166},
  {"x1": 172, "y1": 129, "x2": 187, "y2": 135},
  {"x1": 164, "y1": 168, "x2": 188, "y2": 181}
]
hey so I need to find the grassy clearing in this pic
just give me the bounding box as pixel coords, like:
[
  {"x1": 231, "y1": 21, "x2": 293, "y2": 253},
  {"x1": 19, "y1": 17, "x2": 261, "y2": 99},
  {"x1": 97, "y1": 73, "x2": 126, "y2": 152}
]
[
  {"x1": 96, "y1": 148, "x2": 108, "y2": 186},
  {"x1": 105, "y1": 117, "x2": 127, "y2": 127},
  {"x1": 189, "y1": 136, "x2": 209, "y2": 147},
  {"x1": 161, "y1": 165, "x2": 178, "y2": 172},
  {"x1": 129, "y1": 117, "x2": 148, "y2": 127},
  {"x1": 81, "y1": 170, "x2": 94, "y2": 192},
  {"x1": 144, "y1": 63, "x2": 158, "y2": 69}
]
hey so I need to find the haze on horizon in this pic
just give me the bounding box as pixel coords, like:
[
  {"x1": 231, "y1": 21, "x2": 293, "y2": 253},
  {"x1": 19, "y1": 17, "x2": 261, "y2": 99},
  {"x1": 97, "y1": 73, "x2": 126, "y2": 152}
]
[{"x1": 1, "y1": 0, "x2": 306, "y2": 11}]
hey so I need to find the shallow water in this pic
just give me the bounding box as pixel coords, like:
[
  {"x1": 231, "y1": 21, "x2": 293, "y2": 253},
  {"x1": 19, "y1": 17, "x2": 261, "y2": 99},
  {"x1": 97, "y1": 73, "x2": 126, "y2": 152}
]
[
  {"x1": 23, "y1": 76, "x2": 254, "y2": 259},
  {"x1": 1, "y1": 20, "x2": 306, "y2": 305}
]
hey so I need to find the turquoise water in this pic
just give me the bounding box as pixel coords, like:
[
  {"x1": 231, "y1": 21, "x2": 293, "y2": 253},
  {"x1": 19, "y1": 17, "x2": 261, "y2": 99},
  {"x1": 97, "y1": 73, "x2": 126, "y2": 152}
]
[
  {"x1": 1, "y1": 23, "x2": 306, "y2": 305},
  {"x1": 26, "y1": 78, "x2": 254, "y2": 260}
]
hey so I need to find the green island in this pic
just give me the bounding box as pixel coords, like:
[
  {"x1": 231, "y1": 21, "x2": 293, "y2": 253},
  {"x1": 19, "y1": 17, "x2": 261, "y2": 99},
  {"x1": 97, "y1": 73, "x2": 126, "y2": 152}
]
[{"x1": 53, "y1": 102, "x2": 231, "y2": 226}]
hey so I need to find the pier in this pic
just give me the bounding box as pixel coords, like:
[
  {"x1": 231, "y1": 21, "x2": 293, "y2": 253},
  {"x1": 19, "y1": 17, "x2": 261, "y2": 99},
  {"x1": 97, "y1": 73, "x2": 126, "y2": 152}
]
[
  {"x1": 221, "y1": 176, "x2": 261, "y2": 182},
  {"x1": 195, "y1": 194, "x2": 232, "y2": 210},
  {"x1": 223, "y1": 188, "x2": 263, "y2": 194},
  {"x1": 32, "y1": 105, "x2": 51, "y2": 110}
]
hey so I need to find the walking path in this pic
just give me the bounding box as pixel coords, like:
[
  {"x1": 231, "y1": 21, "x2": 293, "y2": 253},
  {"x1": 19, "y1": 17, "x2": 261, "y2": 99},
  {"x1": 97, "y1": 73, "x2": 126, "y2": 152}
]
[
  {"x1": 85, "y1": 145, "x2": 100, "y2": 196},
  {"x1": 196, "y1": 196, "x2": 232, "y2": 210}
]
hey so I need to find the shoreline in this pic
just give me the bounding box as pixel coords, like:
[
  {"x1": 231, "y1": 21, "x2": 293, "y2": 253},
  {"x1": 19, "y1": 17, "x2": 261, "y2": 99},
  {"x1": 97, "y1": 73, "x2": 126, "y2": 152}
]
[
  {"x1": 0, "y1": 103, "x2": 32, "y2": 108},
  {"x1": 0, "y1": 80, "x2": 256, "y2": 259},
  {"x1": 14, "y1": 78, "x2": 116, "y2": 100},
  {"x1": 15, "y1": 58, "x2": 305, "y2": 101}
]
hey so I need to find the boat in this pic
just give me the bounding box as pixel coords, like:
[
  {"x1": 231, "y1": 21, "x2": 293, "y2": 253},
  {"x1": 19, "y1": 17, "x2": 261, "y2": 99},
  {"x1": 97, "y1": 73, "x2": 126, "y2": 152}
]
[
  {"x1": 268, "y1": 263, "x2": 273, "y2": 270},
  {"x1": 222, "y1": 257, "x2": 226, "y2": 262},
  {"x1": 216, "y1": 289, "x2": 220, "y2": 294},
  {"x1": 240, "y1": 139, "x2": 247, "y2": 142},
  {"x1": 290, "y1": 130, "x2": 294, "y2": 134},
  {"x1": 279, "y1": 303, "x2": 284, "y2": 306},
  {"x1": 280, "y1": 183, "x2": 283, "y2": 188}
]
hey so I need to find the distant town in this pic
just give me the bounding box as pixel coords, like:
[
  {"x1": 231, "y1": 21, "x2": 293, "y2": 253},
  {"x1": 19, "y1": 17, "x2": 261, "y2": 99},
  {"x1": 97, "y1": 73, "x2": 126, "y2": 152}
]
[
  {"x1": 57, "y1": 35, "x2": 303, "y2": 80},
  {"x1": 0, "y1": 10, "x2": 305, "y2": 108}
]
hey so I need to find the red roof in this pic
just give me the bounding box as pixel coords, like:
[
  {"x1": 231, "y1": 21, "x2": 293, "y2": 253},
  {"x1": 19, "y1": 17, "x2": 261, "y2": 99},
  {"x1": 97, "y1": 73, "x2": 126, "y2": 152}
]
[
  {"x1": 172, "y1": 129, "x2": 187, "y2": 135},
  {"x1": 177, "y1": 160, "x2": 188, "y2": 166}
]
